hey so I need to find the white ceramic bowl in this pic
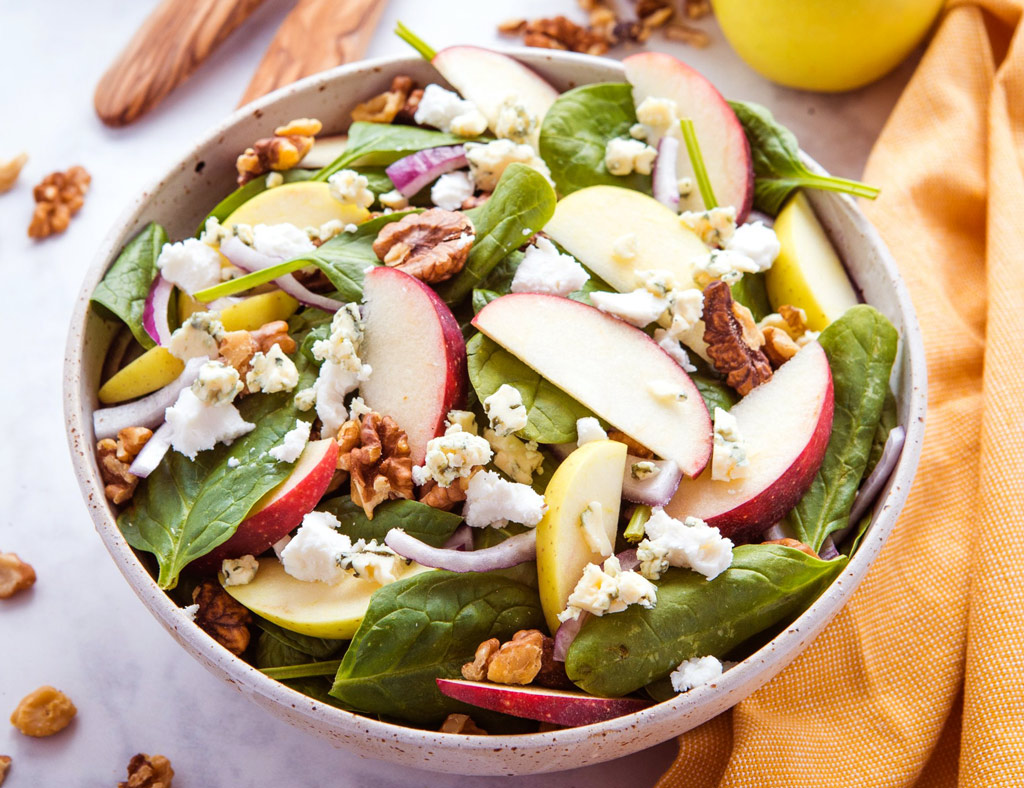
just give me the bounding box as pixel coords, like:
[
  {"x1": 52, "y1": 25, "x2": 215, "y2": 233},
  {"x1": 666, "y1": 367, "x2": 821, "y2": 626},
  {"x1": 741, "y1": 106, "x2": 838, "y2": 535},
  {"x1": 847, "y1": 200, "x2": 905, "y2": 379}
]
[{"x1": 64, "y1": 51, "x2": 926, "y2": 776}]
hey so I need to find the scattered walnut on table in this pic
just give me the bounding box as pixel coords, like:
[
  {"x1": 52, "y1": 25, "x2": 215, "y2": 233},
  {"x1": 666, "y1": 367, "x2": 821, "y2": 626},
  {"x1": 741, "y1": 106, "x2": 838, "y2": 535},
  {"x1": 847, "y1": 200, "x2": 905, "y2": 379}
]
[
  {"x1": 0, "y1": 553, "x2": 36, "y2": 599},
  {"x1": 9, "y1": 686, "x2": 77, "y2": 737},
  {"x1": 440, "y1": 714, "x2": 488, "y2": 735},
  {"x1": 97, "y1": 427, "x2": 153, "y2": 505},
  {"x1": 702, "y1": 281, "x2": 773, "y2": 396},
  {"x1": 351, "y1": 76, "x2": 416, "y2": 124},
  {"x1": 119, "y1": 753, "x2": 174, "y2": 788},
  {"x1": 0, "y1": 755, "x2": 9, "y2": 785},
  {"x1": 336, "y1": 412, "x2": 414, "y2": 519},
  {"x1": 462, "y1": 638, "x2": 500, "y2": 681},
  {"x1": 28, "y1": 165, "x2": 90, "y2": 239},
  {"x1": 763, "y1": 537, "x2": 819, "y2": 558},
  {"x1": 192, "y1": 579, "x2": 252, "y2": 656},
  {"x1": 372, "y1": 208, "x2": 475, "y2": 284},
  {"x1": 0, "y1": 152, "x2": 27, "y2": 193},
  {"x1": 235, "y1": 117, "x2": 322, "y2": 186}
]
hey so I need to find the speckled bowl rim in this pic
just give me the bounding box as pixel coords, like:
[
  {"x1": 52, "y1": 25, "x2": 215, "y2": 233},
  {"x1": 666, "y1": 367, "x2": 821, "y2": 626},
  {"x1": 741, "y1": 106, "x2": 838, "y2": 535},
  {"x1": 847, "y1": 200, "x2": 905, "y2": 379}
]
[{"x1": 64, "y1": 50, "x2": 926, "y2": 776}]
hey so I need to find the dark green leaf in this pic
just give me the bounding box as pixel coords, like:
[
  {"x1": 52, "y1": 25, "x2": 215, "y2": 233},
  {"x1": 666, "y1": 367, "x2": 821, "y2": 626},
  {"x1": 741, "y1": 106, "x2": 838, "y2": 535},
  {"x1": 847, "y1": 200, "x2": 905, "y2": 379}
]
[
  {"x1": 688, "y1": 357, "x2": 737, "y2": 413},
  {"x1": 865, "y1": 388, "x2": 897, "y2": 477},
  {"x1": 471, "y1": 288, "x2": 501, "y2": 313},
  {"x1": 317, "y1": 497, "x2": 463, "y2": 547},
  {"x1": 91, "y1": 223, "x2": 167, "y2": 349},
  {"x1": 478, "y1": 250, "x2": 524, "y2": 295},
  {"x1": 255, "y1": 618, "x2": 346, "y2": 661},
  {"x1": 199, "y1": 169, "x2": 315, "y2": 232},
  {"x1": 566, "y1": 544, "x2": 847, "y2": 697},
  {"x1": 313, "y1": 123, "x2": 474, "y2": 181},
  {"x1": 730, "y1": 272, "x2": 772, "y2": 322}
]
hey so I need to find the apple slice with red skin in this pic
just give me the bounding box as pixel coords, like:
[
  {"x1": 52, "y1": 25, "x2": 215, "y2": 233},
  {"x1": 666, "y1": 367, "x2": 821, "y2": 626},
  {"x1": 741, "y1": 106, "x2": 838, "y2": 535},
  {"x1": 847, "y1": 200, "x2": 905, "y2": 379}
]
[
  {"x1": 435, "y1": 679, "x2": 652, "y2": 727},
  {"x1": 623, "y1": 51, "x2": 754, "y2": 220},
  {"x1": 359, "y1": 267, "x2": 468, "y2": 464},
  {"x1": 666, "y1": 341, "x2": 834, "y2": 540},
  {"x1": 191, "y1": 438, "x2": 338, "y2": 571}
]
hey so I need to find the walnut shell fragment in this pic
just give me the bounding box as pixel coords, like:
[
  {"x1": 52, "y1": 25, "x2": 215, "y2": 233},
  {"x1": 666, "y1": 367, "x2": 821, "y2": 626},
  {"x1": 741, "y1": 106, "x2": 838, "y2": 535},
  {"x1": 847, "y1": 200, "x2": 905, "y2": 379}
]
[
  {"x1": 372, "y1": 208, "x2": 474, "y2": 284},
  {"x1": 702, "y1": 280, "x2": 773, "y2": 396}
]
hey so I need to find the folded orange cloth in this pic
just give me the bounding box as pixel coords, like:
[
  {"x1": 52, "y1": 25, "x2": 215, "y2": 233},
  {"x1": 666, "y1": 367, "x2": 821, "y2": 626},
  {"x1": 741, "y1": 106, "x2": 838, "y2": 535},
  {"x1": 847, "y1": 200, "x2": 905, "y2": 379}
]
[{"x1": 657, "y1": 2, "x2": 1024, "y2": 785}]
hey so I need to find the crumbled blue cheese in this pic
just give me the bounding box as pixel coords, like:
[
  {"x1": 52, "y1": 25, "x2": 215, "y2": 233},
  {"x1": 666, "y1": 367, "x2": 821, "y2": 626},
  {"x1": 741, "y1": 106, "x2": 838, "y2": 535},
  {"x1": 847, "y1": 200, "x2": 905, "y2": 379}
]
[
  {"x1": 680, "y1": 207, "x2": 737, "y2": 248},
  {"x1": 348, "y1": 395, "x2": 372, "y2": 420},
  {"x1": 265, "y1": 172, "x2": 284, "y2": 188},
  {"x1": 636, "y1": 508, "x2": 733, "y2": 581},
  {"x1": 677, "y1": 177, "x2": 694, "y2": 198},
  {"x1": 558, "y1": 555, "x2": 657, "y2": 622},
  {"x1": 465, "y1": 139, "x2": 552, "y2": 191},
  {"x1": 412, "y1": 423, "x2": 493, "y2": 488},
  {"x1": 665, "y1": 288, "x2": 705, "y2": 335},
  {"x1": 711, "y1": 407, "x2": 748, "y2": 482},
  {"x1": 692, "y1": 249, "x2": 761, "y2": 287},
  {"x1": 281, "y1": 511, "x2": 404, "y2": 585},
  {"x1": 327, "y1": 169, "x2": 374, "y2": 209},
  {"x1": 200, "y1": 216, "x2": 230, "y2": 246},
  {"x1": 612, "y1": 233, "x2": 640, "y2": 262},
  {"x1": 414, "y1": 84, "x2": 488, "y2": 137},
  {"x1": 590, "y1": 288, "x2": 669, "y2": 327},
  {"x1": 246, "y1": 344, "x2": 299, "y2": 394},
  {"x1": 191, "y1": 360, "x2": 242, "y2": 405},
  {"x1": 312, "y1": 303, "x2": 371, "y2": 436},
  {"x1": 294, "y1": 386, "x2": 317, "y2": 412},
  {"x1": 157, "y1": 238, "x2": 223, "y2": 294},
  {"x1": 180, "y1": 603, "x2": 200, "y2": 621},
  {"x1": 305, "y1": 219, "x2": 345, "y2": 244},
  {"x1": 483, "y1": 383, "x2": 528, "y2": 437},
  {"x1": 446, "y1": 410, "x2": 478, "y2": 435},
  {"x1": 629, "y1": 123, "x2": 648, "y2": 140},
  {"x1": 250, "y1": 222, "x2": 316, "y2": 258},
  {"x1": 221, "y1": 555, "x2": 259, "y2": 586},
  {"x1": 268, "y1": 418, "x2": 311, "y2": 463},
  {"x1": 379, "y1": 189, "x2": 409, "y2": 210},
  {"x1": 509, "y1": 237, "x2": 589, "y2": 296},
  {"x1": 494, "y1": 98, "x2": 537, "y2": 144},
  {"x1": 670, "y1": 655, "x2": 723, "y2": 693},
  {"x1": 635, "y1": 96, "x2": 679, "y2": 136},
  {"x1": 462, "y1": 470, "x2": 546, "y2": 528},
  {"x1": 431, "y1": 171, "x2": 475, "y2": 211},
  {"x1": 604, "y1": 137, "x2": 658, "y2": 176},
  {"x1": 167, "y1": 311, "x2": 224, "y2": 362},
  {"x1": 164, "y1": 388, "x2": 255, "y2": 460},
  {"x1": 725, "y1": 220, "x2": 781, "y2": 271},
  {"x1": 580, "y1": 501, "x2": 613, "y2": 555},
  {"x1": 631, "y1": 461, "x2": 660, "y2": 481},
  {"x1": 484, "y1": 429, "x2": 545, "y2": 485},
  {"x1": 312, "y1": 303, "x2": 364, "y2": 367},
  {"x1": 576, "y1": 417, "x2": 607, "y2": 446},
  {"x1": 654, "y1": 328, "x2": 697, "y2": 372}
]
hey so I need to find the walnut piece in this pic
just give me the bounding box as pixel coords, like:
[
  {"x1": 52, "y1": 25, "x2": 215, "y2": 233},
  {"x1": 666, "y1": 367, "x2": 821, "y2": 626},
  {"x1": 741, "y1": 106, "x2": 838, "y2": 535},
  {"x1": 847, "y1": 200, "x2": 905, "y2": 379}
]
[
  {"x1": 217, "y1": 320, "x2": 295, "y2": 391},
  {"x1": 119, "y1": 753, "x2": 174, "y2": 788},
  {"x1": 236, "y1": 118, "x2": 322, "y2": 186},
  {"x1": 0, "y1": 152, "x2": 27, "y2": 193},
  {"x1": 516, "y1": 15, "x2": 611, "y2": 55},
  {"x1": 372, "y1": 208, "x2": 474, "y2": 284},
  {"x1": 192, "y1": 579, "x2": 252, "y2": 655},
  {"x1": 763, "y1": 537, "x2": 819, "y2": 558},
  {"x1": 462, "y1": 637, "x2": 500, "y2": 681},
  {"x1": 487, "y1": 629, "x2": 544, "y2": 685},
  {"x1": 0, "y1": 553, "x2": 36, "y2": 599},
  {"x1": 97, "y1": 426, "x2": 153, "y2": 505},
  {"x1": 664, "y1": 21, "x2": 711, "y2": 46},
  {"x1": 702, "y1": 281, "x2": 773, "y2": 396},
  {"x1": 534, "y1": 633, "x2": 574, "y2": 690},
  {"x1": 440, "y1": 714, "x2": 488, "y2": 735},
  {"x1": 28, "y1": 165, "x2": 91, "y2": 239},
  {"x1": 9, "y1": 686, "x2": 76, "y2": 737},
  {"x1": 461, "y1": 192, "x2": 491, "y2": 210},
  {"x1": 351, "y1": 76, "x2": 415, "y2": 124},
  {"x1": 761, "y1": 326, "x2": 800, "y2": 367},
  {"x1": 418, "y1": 477, "x2": 470, "y2": 511},
  {"x1": 607, "y1": 429, "x2": 654, "y2": 460},
  {"x1": 0, "y1": 755, "x2": 10, "y2": 785},
  {"x1": 337, "y1": 413, "x2": 414, "y2": 519},
  {"x1": 732, "y1": 301, "x2": 765, "y2": 350}
]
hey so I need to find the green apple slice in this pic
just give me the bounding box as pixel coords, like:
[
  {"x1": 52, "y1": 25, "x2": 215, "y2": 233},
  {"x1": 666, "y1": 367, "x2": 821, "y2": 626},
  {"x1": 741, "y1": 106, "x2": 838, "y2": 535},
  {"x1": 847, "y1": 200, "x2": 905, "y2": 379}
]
[{"x1": 222, "y1": 181, "x2": 369, "y2": 233}]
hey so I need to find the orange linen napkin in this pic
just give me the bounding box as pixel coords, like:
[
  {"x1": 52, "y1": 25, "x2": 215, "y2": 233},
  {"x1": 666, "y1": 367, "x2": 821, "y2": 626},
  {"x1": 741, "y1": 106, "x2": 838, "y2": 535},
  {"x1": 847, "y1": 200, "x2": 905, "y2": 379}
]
[{"x1": 657, "y1": 2, "x2": 1024, "y2": 785}]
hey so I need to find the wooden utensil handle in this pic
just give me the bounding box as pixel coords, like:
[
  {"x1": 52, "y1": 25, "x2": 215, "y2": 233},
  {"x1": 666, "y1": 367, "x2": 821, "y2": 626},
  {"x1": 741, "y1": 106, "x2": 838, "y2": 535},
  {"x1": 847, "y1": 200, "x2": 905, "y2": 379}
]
[
  {"x1": 95, "y1": 0, "x2": 267, "y2": 127},
  {"x1": 239, "y1": 0, "x2": 389, "y2": 106}
]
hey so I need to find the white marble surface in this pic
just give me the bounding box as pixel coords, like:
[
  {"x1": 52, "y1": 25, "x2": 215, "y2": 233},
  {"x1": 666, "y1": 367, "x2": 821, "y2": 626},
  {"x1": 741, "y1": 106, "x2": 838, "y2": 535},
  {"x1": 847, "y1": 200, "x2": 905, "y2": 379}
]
[{"x1": 0, "y1": 0, "x2": 915, "y2": 784}]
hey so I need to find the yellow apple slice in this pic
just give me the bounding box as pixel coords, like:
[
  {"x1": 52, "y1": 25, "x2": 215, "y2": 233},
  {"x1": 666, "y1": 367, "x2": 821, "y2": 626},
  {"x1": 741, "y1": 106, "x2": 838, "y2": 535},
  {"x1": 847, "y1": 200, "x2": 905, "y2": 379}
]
[
  {"x1": 221, "y1": 181, "x2": 369, "y2": 232},
  {"x1": 535, "y1": 439, "x2": 627, "y2": 633},
  {"x1": 224, "y1": 558, "x2": 433, "y2": 639},
  {"x1": 544, "y1": 185, "x2": 707, "y2": 294},
  {"x1": 765, "y1": 192, "x2": 858, "y2": 331}
]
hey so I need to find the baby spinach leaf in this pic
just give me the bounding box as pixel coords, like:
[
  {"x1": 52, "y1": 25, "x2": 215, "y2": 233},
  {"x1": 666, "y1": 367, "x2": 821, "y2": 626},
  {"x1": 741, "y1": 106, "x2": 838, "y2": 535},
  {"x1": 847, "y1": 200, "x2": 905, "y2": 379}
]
[
  {"x1": 118, "y1": 360, "x2": 316, "y2": 589},
  {"x1": 539, "y1": 83, "x2": 651, "y2": 196},
  {"x1": 91, "y1": 222, "x2": 167, "y2": 349},
  {"x1": 313, "y1": 122, "x2": 473, "y2": 181},
  {"x1": 688, "y1": 357, "x2": 737, "y2": 413},
  {"x1": 317, "y1": 497, "x2": 463, "y2": 547},
  {"x1": 436, "y1": 164, "x2": 557, "y2": 305},
  {"x1": 255, "y1": 618, "x2": 346, "y2": 661},
  {"x1": 788, "y1": 305, "x2": 899, "y2": 552},
  {"x1": 472, "y1": 288, "x2": 501, "y2": 313},
  {"x1": 728, "y1": 100, "x2": 880, "y2": 215},
  {"x1": 478, "y1": 250, "x2": 524, "y2": 295},
  {"x1": 730, "y1": 272, "x2": 772, "y2": 322},
  {"x1": 865, "y1": 388, "x2": 898, "y2": 477},
  {"x1": 329, "y1": 569, "x2": 544, "y2": 723},
  {"x1": 467, "y1": 332, "x2": 595, "y2": 444},
  {"x1": 565, "y1": 544, "x2": 847, "y2": 697},
  {"x1": 199, "y1": 169, "x2": 314, "y2": 232},
  {"x1": 256, "y1": 632, "x2": 344, "y2": 704}
]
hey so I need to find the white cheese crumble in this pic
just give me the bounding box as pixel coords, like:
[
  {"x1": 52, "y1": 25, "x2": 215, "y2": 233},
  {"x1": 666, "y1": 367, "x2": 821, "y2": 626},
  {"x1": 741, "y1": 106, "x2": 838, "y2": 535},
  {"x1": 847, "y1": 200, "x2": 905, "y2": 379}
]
[
  {"x1": 265, "y1": 172, "x2": 284, "y2": 188},
  {"x1": 612, "y1": 233, "x2": 639, "y2": 262},
  {"x1": 484, "y1": 429, "x2": 545, "y2": 485},
  {"x1": 412, "y1": 422, "x2": 493, "y2": 488},
  {"x1": 268, "y1": 418, "x2": 311, "y2": 463},
  {"x1": 156, "y1": 238, "x2": 223, "y2": 294},
  {"x1": 647, "y1": 379, "x2": 688, "y2": 403},
  {"x1": 328, "y1": 169, "x2": 374, "y2": 209},
  {"x1": 494, "y1": 98, "x2": 537, "y2": 144},
  {"x1": 191, "y1": 360, "x2": 242, "y2": 405},
  {"x1": 558, "y1": 555, "x2": 657, "y2": 622},
  {"x1": 635, "y1": 96, "x2": 679, "y2": 135},
  {"x1": 348, "y1": 395, "x2": 372, "y2": 420},
  {"x1": 725, "y1": 221, "x2": 781, "y2": 271},
  {"x1": 680, "y1": 207, "x2": 737, "y2": 248},
  {"x1": 414, "y1": 84, "x2": 488, "y2": 137},
  {"x1": 631, "y1": 461, "x2": 660, "y2": 481},
  {"x1": 590, "y1": 288, "x2": 669, "y2": 327},
  {"x1": 167, "y1": 311, "x2": 224, "y2": 362},
  {"x1": 294, "y1": 386, "x2": 317, "y2": 411},
  {"x1": 463, "y1": 470, "x2": 547, "y2": 528},
  {"x1": 483, "y1": 383, "x2": 528, "y2": 437},
  {"x1": 379, "y1": 189, "x2": 408, "y2": 210},
  {"x1": 665, "y1": 287, "x2": 704, "y2": 335},
  {"x1": 246, "y1": 344, "x2": 299, "y2": 394},
  {"x1": 604, "y1": 137, "x2": 657, "y2": 176},
  {"x1": 636, "y1": 508, "x2": 733, "y2": 581},
  {"x1": 164, "y1": 388, "x2": 255, "y2": 460},
  {"x1": 580, "y1": 501, "x2": 613, "y2": 555},
  {"x1": 181, "y1": 603, "x2": 200, "y2": 621},
  {"x1": 630, "y1": 123, "x2": 647, "y2": 140},
  {"x1": 227, "y1": 457, "x2": 241, "y2": 468},
  {"x1": 221, "y1": 555, "x2": 258, "y2": 586},
  {"x1": 670, "y1": 655, "x2": 723, "y2": 693},
  {"x1": 711, "y1": 407, "x2": 749, "y2": 482},
  {"x1": 678, "y1": 177, "x2": 695, "y2": 198},
  {"x1": 692, "y1": 249, "x2": 761, "y2": 287},
  {"x1": 312, "y1": 303, "x2": 371, "y2": 436},
  {"x1": 249, "y1": 222, "x2": 316, "y2": 259},
  {"x1": 431, "y1": 170, "x2": 475, "y2": 211},
  {"x1": 306, "y1": 219, "x2": 345, "y2": 244},
  {"x1": 446, "y1": 410, "x2": 478, "y2": 435},
  {"x1": 654, "y1": 329, "x2": 697, "y2": 372},
  {"x1": 200, "y1": 216, "x2": 230, "y2": 246},
  {"x1": 510, "y1": 237, "x2": 589, "y2": 296},
  {"x1": 465, "y1": 139, "x2": 552, "y2": 191},
  {"x1": 576, "y1": 417, "x2": 607, "y2": 446},
  {"x1": 281, "y1": 511, "x2": 404, "y2": 585}
]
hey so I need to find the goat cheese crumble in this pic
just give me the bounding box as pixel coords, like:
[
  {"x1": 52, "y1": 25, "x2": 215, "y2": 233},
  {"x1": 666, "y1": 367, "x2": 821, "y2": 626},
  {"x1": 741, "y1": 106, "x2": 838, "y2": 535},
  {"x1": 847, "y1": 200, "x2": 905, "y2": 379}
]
[
  {"x1": 604, "y1": 137, "x2": 657, "y2": 176},
  {"x1": 246, "y1": 344, "x2": 299, "y2": 394},
  {"x1": 412, "y1": 422, "x2": 493, "y2": 488},
  {"x1": 378, "y1": 189, "x2": 408, "y2": 210},
  {"x1": 712, "y1": 407, "x2": 749, "y2": 482},
  {"x1": 431, "y1": 171, "x2": 475, "y2": 211},
  {"x1": 670, "y1": 655, "x2": 723, "y2": 693},
  {"x1": 250, "y1": 222, "x2": 316, "y2": 258},
  {"x1": 191, "y1": 360, "x2": 242, "y2": 405},
  {"x1": 164, "y1": 388, "x2": 255, "y2": 460},
  {"x1": 483, "y1": 383, "x2": 528, "y2": 437},
  {"x1": 725, "y1": 220, "x2": 781, "y2": 271},
  {"x1": 558, "y1": 555, "x2": 657, "y2": 622},
  {"x1": 415, "y1": 84, "x2": 488, "y2": 137},
  {"x1": 576, "y1": 417, "x2": 608, "y2": 446},
  {"x1": 636, "y1": 508, "x2": 733, "y2": 581},
  {"x1": 510, "y1": 237, "x2": 589, "y2": 296},
  {"x1": 221, "y1": 555, "x2": 259, "y2": 587},
  {"x1": 590, "y1": 288, "x2": 668, "y2": 327},
  {"x1": 157, "y1": 238, "x2": 223, "y2": 294},
  {"x1": 462, "y1": 470, "x2": 546, "y2": 529},
  {"x1": 635, "y1": 96, "x2": 679, "y2": 135},
  {"x1": 167, "y1": 311, "x2": 224, "y2": 362},
  {"x1": 327, "y1": 169, "x2": 375, "y2": 209},
  {"x1": 281, "y1": 511, "x2": 404, "y2": 586},
  {"x1": 465, "y1": 139, "x2": 552, "y2": 191},
  {"x1": 268, "y1": 418, "x2": 311, "y2": 463},
  {"x1": 312, "y1": 303, "x2": 371, "y2": 437}
]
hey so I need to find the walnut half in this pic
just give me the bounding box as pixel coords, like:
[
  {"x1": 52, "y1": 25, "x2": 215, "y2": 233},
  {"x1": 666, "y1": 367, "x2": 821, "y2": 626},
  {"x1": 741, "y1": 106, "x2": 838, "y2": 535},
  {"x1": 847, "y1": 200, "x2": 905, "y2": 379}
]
[
  {"x1": 192, "y1": 580, "x2": 252, "y2": 655},
  {"x1": 28, "y1": 165, "x2": 91, "y2": 239},
  {"x1": 0, "y1": 553, "x2": 35, "y2": 599},
  {"x1": 337, "y1": 412, "x2": 414, "y2": 519},
  {"x1": 119, "y1": 753, "x2": 174, "y2": 788},
  {"x1": 702, "y1": 281, "x2": 773, "y2": 396},
  {"x1": 235, "y1": 118, "x2": 322, "y2": 186},
  {"x1": 372, "y1": 208, "x2": 475, "y2": 284}
]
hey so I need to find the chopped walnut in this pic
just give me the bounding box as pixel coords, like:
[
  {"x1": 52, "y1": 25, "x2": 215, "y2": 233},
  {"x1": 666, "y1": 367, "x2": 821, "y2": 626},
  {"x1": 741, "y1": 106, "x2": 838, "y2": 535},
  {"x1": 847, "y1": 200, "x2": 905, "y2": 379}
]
[
  {"x1": 763, "y1": 537, "x2": 819, "y2": 558},
  {"x1": 684, "y1": 0, "x2": 712, "y2": 19},
  {"x1": 0, "y1": 755, "x2": 9, "y2": 785},
  {"x1": 236, "y1": 118, "x2": 322, "y2": 186},
  {"x1": 372, "y1": 208, "x2": 474, "y2": 284},
  {"x1": 9, "y1": 686, "x2": 76, "y2": 737},
  {"x1": 440, "y1": 714, "x2": 488, "y2": 735},
  {"x1": 759, "y1": 304, "x2": 809, "y2": 340},
  {"x1": 0, "y1": 152, "x2": 27, "y2": 193},
  {"x1": 96, "y1": 426, "x2": 153, "y2": 505},
  {"x1": 461, "y1": 192, "x2": 491, "y2": 210},
  {"x1": 396, "y1": 88, "x2": 424, "y2": 125},
  {"x1": 0, "y1": 553, "x2": 35, "y2": 599},
  {"x1": 119, "y1": 753, "x2": 175, "y2": 788},
  {"x1": 534, "y1": 634, "x2": 574, "y2": 690},
  {"x1": 217, "y1": 321, "x2": 295, "y2": 391},
  {"x1": 702, "y1": 281, "x2": 773, "y2": 396},
  {"x1": 663, "y1": 21, "x2": 711, "y2": 46},
  {"x1": 517, "y1": 16, "x2": 611, "y2": 55},
  {"x1": 487, "y1": 629, "x2": 544, "y2": 685},
  {"x1": 28, "y1": 165, "x2": 91, "y2": 239},
  {"x1": 351, "y1": 76, "x2": 415, "y2": 124},
  {"x1": 462, "y1": 637, "x2": 500, "y2": 681},
  {"x1": 498, "y1": 18, "x2": 527, "y2": 34},
  {"x1": 192, "y1": 579, "x2": 252, "y2": 655},
  {"x1": 732, "y1": 302, "x2": 765, "y2": 350},
  {"x1": 761, "y1": 326, "x2": 800, "y2": 367},
  {"x1": 337, "y1": 413, "x2": 414, "y2": 519},
  {"x1": 607, "y1": 429, "x2": 654, "y2": 460},
  {"x1": 419, "y1": 477, "x2": 469, "y2": 511}
]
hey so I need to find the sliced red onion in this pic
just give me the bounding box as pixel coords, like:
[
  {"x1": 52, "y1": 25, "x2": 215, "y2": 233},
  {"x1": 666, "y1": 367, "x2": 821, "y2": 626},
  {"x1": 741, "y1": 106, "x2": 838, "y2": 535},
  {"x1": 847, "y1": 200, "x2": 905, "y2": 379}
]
[
  {"x1": 274, "y1": 273, "x2": 343, "y2": 312},
  {"x1": 762, "y1": 523, "x2": 791, "y2": 541},
  {"x1": 384, "y1": 527, "x2": 536, "y2": 572},
  {"x1": 92, "y1": 357, "x2": 206, "y2": 440},
  {"x1": 818, "y1": 537, "x2": 840, "y2": 561},
  {"x1": 621, "y1": 457, "x2": 682, "y2": 507},
  {"x1": 553, "y1": 613, "x2": 588, "y2": 662},
  {"x1": 385, "y1": 145, "x2": 467, "y2": 198},
  {"x1": 128, "y1": 422, "x2": 173, "y2": 478},
  {"x1": 848, "y1": 426, "x2": 907, "y2": 526},
  {"x1": 616, "y1": 548, "x2": 640, "y2": 572},
  {"x1": 442, "y1": 524, "x2": 474, "y2": 552},
  {"x1": 142, "y1": 275, "x2": 174, "y2": 346},
  {"x1": 220, "y1": 235, "x2": 342, "y2": 312},
  {"x1": 653, "y1": 136, "x2": 680, "y2": 210}
]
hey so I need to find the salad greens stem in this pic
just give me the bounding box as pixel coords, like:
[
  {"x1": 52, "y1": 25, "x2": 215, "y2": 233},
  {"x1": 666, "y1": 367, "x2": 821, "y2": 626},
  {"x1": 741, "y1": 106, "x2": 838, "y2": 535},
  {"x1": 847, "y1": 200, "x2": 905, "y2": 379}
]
[
  {"x1": 790, "y1": 173, "x2": 880, "y2": 201},
  {"x1": 394, "y1": 21, "x2": 436, "y2": 61},
  {"x1": 680, "y1": 118, "x2": 717, "y2": 210},
  {"x1": 624, "y1": 505, "x2": 652, "y2": 542},
  {"x1": 193, "y1": 259, "x2": 310, "y2": 302},
  {"x1": 261, "y1": 660, "x2": 342, "y2": 680}
]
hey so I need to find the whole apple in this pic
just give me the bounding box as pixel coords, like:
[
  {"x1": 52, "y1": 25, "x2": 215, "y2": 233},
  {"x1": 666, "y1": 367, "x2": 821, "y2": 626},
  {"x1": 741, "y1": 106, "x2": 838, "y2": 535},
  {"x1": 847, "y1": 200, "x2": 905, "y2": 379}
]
[{"x1": 711, "y1": 0, "x2": 943, "y2": 92}]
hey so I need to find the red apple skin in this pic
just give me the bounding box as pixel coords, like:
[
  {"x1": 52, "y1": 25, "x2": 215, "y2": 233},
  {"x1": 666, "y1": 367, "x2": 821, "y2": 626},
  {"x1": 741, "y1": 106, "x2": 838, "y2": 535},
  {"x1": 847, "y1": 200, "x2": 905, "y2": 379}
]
[
  {"x1": 435, "y1": 679, "x2": 651, "y2": 727},
  {"x1": 190, "y1": 439, "x2": 339, "y2": 572}
]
